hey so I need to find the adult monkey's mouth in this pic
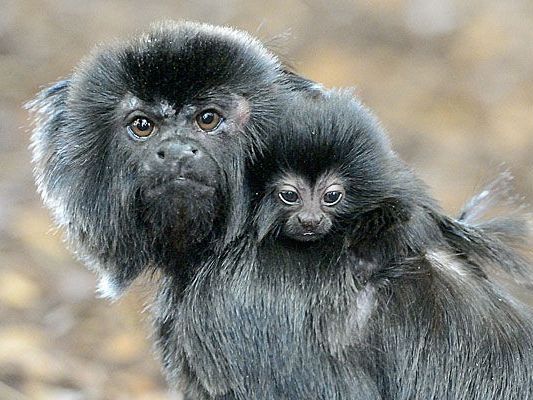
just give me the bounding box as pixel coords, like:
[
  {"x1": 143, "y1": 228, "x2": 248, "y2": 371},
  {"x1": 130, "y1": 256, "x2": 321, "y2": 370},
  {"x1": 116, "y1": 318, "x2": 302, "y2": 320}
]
[{"x1": 143, "y1": 176, "x2": 217, "y2": 200}]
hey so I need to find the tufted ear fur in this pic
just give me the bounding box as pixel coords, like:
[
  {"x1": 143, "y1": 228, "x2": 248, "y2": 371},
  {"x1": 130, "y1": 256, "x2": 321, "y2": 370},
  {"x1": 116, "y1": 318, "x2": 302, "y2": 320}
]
[{"x1": 28, "y1": 79, "x2": 148, "y2": 298}]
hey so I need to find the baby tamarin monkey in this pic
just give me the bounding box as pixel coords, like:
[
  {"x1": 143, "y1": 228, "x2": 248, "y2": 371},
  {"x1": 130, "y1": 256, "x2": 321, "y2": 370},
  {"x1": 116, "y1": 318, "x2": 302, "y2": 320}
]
[
  {"x1": 250, "y1": 89, "x2": 406, "y2": 248},
  {"x1": 241, "y1": 90, "x2": 533, "y2": 400}
]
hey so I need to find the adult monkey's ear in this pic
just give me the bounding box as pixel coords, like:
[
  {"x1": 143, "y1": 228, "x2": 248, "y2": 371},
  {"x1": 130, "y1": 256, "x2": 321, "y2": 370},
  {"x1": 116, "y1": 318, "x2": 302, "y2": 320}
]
[
  {"x1": 26, "y1": 79, "x2": 72, "y2": 225},
  {"x1": 27, "y1": 79, "x2": 146, "y2": 300},
  {"x1": 280, "y1": 68, "x2": 325, "y2": 97},
  {"x1": 27, "y1": 79, "x2": 71, "y2": 183}
]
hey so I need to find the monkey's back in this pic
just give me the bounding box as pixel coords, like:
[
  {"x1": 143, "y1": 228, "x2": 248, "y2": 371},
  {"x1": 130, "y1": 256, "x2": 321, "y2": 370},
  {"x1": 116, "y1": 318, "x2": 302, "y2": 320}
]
[{"x1": 366, "y1": 250, "x2": 533, "y2": 400}]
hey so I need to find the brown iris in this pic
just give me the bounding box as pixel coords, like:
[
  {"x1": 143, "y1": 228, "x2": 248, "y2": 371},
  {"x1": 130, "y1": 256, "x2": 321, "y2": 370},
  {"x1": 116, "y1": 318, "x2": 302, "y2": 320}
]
[
  {"x1": 196, "y1": 109, "x2": 222, "y2": 132},
  {"x1": 128, "y1": 117, "x2": 155, "y2": 138}
]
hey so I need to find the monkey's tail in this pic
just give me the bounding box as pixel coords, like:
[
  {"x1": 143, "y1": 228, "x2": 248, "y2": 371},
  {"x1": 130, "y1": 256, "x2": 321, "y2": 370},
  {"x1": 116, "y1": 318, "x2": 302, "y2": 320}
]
[
  {"x1": 458, "y1": 171, "x2": 532, "y2": 248},
  {"x1": 440, "y1": 172, "x2": 533, "y2": 287}
]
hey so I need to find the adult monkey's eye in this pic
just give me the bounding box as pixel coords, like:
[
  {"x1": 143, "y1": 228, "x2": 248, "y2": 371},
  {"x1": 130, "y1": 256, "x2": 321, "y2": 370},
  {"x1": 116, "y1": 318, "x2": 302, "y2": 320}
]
[
  {"x1": 128, "y1": 117, "x2": 156, "y2": 139},
  {"x1": 279, "y1": 191, "x2": 300, "y2": 205},
  {"x1": 196, "y1": 109, "x2": 223, "y2": 132},
  {"x1": 323, "y1": 191, "x2": 343, "y2": 206}
]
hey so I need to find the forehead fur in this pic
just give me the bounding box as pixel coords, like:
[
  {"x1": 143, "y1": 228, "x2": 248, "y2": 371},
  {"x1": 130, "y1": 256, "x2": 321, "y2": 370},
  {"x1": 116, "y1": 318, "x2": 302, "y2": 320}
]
[
  {"x1": 274, "y1": 170, "x2": 344, "y2": 191},
  {"x1": 256, "y1": 90, "x2": 393, "y2": 186},
  {"x1": 71, "y1": 21, "x2": 281, "y2": 107}
]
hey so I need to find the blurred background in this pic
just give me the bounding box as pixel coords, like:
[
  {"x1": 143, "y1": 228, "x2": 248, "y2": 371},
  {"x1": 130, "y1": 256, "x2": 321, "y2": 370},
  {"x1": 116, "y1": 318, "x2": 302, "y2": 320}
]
[{"x1": 1, "y1": 0, "x2": 532, "y2": 398}]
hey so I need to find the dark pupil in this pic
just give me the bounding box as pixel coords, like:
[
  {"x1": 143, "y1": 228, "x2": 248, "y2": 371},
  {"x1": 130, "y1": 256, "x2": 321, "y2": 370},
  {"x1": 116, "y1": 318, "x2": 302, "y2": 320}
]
[
  {"x1": 135, "y1": 118, "x2": 151, "y2": 131},
  {"x1": 324, "y1": 191, "x2": 341, "y2": 204},
  {"x1": 201, "y1": 112, "x2": 215, "y2": 124},
  {"x1": 280, "y1": 191, "x2": 298, "y2": 203}
]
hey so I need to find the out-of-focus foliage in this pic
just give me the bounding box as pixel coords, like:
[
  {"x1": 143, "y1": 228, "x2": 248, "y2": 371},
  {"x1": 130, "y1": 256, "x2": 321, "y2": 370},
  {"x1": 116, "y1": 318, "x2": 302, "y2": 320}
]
[{"x1": 1, "y1": 0, "x2": 532, "y2": 398}]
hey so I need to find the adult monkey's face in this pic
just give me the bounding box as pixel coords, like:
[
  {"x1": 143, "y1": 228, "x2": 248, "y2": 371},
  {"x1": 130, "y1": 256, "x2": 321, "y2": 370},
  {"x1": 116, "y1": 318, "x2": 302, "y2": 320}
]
[{"x1": 29, "y1": 21, "x2": 306, "y2": 297}]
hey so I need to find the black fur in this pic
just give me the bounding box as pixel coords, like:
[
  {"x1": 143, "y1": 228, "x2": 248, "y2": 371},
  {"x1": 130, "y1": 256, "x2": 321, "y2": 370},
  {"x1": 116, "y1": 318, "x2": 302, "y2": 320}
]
[
  {"x1": 28, "y1": 21, "x2": 533, "y2": 399},
  {"x1": 157, "y1": 91, "x2": 533, "y2": 399},
  {"x1": 28, "y1": 21, "x2": 317, "y2": 298}
]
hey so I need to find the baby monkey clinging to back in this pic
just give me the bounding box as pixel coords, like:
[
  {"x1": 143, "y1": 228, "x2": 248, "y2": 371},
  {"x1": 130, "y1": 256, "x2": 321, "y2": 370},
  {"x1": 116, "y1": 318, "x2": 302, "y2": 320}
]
[{"x1": 234, "y1": 90, "x2": 533, "y2": 399}]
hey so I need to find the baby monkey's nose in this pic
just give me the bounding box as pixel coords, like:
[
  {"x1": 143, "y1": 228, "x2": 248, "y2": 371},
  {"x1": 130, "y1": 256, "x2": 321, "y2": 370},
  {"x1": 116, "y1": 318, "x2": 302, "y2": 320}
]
[{"x1": 297, "y1": 212, "x2": 324, "y2": 229}]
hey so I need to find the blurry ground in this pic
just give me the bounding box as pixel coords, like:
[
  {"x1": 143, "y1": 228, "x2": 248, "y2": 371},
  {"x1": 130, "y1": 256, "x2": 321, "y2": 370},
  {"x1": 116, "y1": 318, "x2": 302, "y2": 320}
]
[{"x1": 1, "y1": 0, "x2": 532, "y2": 398}]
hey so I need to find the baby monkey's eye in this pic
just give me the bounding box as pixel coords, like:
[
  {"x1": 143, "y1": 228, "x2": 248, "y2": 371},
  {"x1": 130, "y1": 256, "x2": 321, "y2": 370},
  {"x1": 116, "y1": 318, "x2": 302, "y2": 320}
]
[
  {"x1": 128, "y1": 117, "x2": 156, "y2": 139},
  {"x1": 279, "y1": 190, "x2": 300, "y2": 205},
  {"x1": 323, "y1": 191, "x2": 343, "y2": 206},
  {"x1": 196, "y1": 109, "x2": 223, "y2": 132}
]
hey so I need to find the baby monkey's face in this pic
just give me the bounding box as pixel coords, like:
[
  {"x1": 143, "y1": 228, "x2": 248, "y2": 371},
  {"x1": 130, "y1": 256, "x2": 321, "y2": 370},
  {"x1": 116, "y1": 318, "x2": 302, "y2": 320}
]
[{"x1": 275, "y1": 173, "x2": 345, "y2": 242}]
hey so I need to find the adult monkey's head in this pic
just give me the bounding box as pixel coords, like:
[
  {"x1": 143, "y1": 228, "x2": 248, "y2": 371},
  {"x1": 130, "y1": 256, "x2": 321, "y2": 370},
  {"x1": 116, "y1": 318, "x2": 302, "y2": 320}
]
[{"x1": 28, "y1": 21, "x2": 318, "y2": 297}]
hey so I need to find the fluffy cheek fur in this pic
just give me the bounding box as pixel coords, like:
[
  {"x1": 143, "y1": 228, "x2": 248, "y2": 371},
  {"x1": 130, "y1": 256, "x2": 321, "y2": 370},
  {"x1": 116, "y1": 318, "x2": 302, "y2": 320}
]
[{"x1": 38, "y1": 149, "x2": 227, "y2": 298}]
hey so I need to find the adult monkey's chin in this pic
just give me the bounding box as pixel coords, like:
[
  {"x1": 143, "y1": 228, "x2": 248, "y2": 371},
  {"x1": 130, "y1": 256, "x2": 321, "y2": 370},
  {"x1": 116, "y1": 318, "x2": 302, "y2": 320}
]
[
  {"x1": 142, "y1": 190, "x2": 220, "y2": 237},
  {"x1": 142, "y1": 178, "x2": 218, "y2": 202}
]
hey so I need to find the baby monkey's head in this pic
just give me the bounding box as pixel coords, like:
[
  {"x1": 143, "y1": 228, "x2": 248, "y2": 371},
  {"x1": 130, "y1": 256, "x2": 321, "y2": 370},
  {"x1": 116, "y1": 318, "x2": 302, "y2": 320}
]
[
  {"x1": 273, "y1": 172, "x2": 345, "y2": 241},
  {"x1": 252, "y1": 90, "x2": 413, "y2": 244}
]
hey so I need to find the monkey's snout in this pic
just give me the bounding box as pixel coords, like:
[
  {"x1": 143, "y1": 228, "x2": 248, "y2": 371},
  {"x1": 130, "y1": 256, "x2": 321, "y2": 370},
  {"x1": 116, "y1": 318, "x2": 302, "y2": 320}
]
[
  {"x1": 140, "y1": 140, "x2": 201, "y2": 177},
  {"x1": 297, "y1": 213, "x2": 324, "y2": 230},
  {"x1": 155, "y1": 141, "x2": 200, "y2": 163},
  {"x1": 147, "y1": 142, "x2": 202, "y2": 175}
]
